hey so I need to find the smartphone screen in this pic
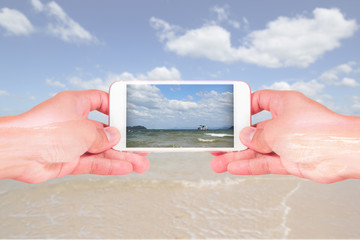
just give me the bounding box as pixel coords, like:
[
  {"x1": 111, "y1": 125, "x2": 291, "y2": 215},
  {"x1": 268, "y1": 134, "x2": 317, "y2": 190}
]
[{"x1": 126, "y1": 84, "x2": 234, "y2": 148}]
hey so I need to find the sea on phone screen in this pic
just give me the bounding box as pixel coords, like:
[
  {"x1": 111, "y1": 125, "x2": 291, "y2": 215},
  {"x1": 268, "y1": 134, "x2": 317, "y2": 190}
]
[{"x1": 126, "y1": 129, "x2": 234, "y2": 148}]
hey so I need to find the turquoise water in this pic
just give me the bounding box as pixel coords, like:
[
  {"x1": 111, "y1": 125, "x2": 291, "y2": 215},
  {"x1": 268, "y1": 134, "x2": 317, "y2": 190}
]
[{"x1": 126, "y1": 129, "x2": 234, "y2": 148}]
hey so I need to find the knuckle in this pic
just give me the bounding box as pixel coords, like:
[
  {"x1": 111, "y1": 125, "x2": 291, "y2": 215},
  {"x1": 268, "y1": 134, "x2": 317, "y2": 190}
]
[
  {"x1": 54, "y1": 90, "x2": 73, "y2": 98},
  {"x1": 285, "y1": 90, "x2": 305, "y2": 100}
]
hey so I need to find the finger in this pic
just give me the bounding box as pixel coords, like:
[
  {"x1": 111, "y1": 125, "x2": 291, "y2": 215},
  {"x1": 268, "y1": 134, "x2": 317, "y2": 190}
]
[
  {"x1": 88, "y1": 119, "x2": 108, "y2": 128},
  {"x1": 251, "y1": 90, "x2": 283, "y2": 115},
  {"x1": 210, "y1": 151, "x2": 227, "y2": 156},
  {"x1": 71, "y1": 153, "x2": 133, "y2": 175},
  {"x1": 240, "y1": 127, "x2": 272, "y2": 153},
  {"x1": 104, "y1": 150, "x2": 150, "y2": 173},
  {"x1": 128, "y1": 151, "x2": 150, "y2": 157},
  {"x1": 211, "y1": 153, "x2": 230, "y2": 173},
  {"x1": 80, "y1": 90, "x2": 110, "y2": 115},
  {"x1": 252, "y1": 119, "x2": 271, "y2": 129},
  {"x1": 87, "y1": 126, "x2": 121, "y2": 153},
  {"x1": 227, "y1": 153, "x2": 289, "y2": 175},
  {"x1": 210, "y1": 149, "x2": 258, "y2": 173}
]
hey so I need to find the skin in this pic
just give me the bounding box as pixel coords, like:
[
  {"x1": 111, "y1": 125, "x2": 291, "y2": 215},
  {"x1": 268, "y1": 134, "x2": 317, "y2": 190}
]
[
  {"x1": 211, "y1": 90, "x2": 360, "y2": 184},
  {"x1": 0, "y1": 90, "x2": 150, "y2": 184}
]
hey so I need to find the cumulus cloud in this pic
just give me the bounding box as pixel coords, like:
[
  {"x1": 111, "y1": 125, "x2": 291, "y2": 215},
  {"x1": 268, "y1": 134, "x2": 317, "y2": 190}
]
[
  {"x1": 127, "y1": 84, "x2": 233, "y2": 129},
  {"x1": 318, "y1": 61, "x2": 359, "y2": 87},
  {"x1": 137, "y1": 66, "x2": 181, "y2": 80},
  {"x1": 151, "y1": 8, "x2": 358, "y2": 68},
  {"x1": 30, "y1": 0, "x2": 98, "y2": 44},
  {"x1": 0, "y1": 8, "x2": 35, "y2": 35},
  {"x1": 69, "y1": 66, "x2": 181, "y2": 91}
]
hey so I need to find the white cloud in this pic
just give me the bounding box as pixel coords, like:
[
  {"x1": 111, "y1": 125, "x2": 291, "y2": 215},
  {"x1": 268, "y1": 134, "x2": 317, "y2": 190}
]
[
  {"x1": 263, "y1": 79, "x2": 335, "y2": 108},
  {"x1": 263, "y1": 79, "x2": 325, "y2": 98},
  {"x1": 31, "y1": 0, "x2": 44, "y2": 12},
  {"x1": 262, "y1": 61, "x2": 360, "y2": 114},
  {"x1": 30, "y1": 0, "x2": 98, "y2": 44},
  {"x1": 69, "y1": 66, "x2": 181, "y2": 91},
  {"x1": 318, "y1": 61, "x2": 359, "y2": 87},
  {"x1": 138, "y1": 66, "x2": 181, "y2": 80},
  {"x1": 337, "y1": 77, "x2": 359, "y2": 87},
  {"x1": 150, "y1": 17, "x2": 179, "y2": 42},
  {"x1": 168, "y1": 99, "x2": 198, "y2": 110},
  {"x1": 127, "y1": 84, "x2": 233, "y2": 129},
  {"x1": 0, "y1": 8, "x2": 35, "y2": 36},
  {"x1": 0, "y1": 90, "x2": 10, "y2": 96},
  {"x1": 45, "y1": 78, "x2": 66, "y2": 88},
  {"x1": 46, "y1": 2, "x2": 98, "y2": 44},
  {"x1": 151, "y1": 8, "x2": 358, "y2": 68},
  {"x1": 69, "y1": 76, "x2": 105, "y2": 90}
]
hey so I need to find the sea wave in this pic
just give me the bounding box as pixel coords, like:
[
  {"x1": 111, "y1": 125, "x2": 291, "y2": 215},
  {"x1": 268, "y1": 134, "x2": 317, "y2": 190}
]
[
  {"x1": 198, "y1": 138, "x2": 216, "y2": 142},
  {"x1": 205, "y1": 133, "x2": 234, "y2": 137}
]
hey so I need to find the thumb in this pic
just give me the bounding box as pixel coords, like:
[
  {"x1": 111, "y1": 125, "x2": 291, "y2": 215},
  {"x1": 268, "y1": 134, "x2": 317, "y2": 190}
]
[
  {"x1": 88, "y1": 127, "x2": 121, "y2": 153},
  {"x1": 240, "y1": 127, "x2": 272, "y2": 153}
]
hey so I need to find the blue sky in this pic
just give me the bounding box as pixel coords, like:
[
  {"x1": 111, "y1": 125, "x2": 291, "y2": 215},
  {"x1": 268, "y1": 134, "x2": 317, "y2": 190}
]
[
  {"x1": 0, "y1": 0, "x2": 360, "y2": 123},
  {"x1": 126, "y1": 84, "x2": 233, "y2": 129}
]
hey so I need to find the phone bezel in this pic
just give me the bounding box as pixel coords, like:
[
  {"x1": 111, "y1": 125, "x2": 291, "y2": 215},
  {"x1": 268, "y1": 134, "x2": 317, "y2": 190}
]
[{"x1": 109, "y1": 80, "x2": 251, "y2": 152}]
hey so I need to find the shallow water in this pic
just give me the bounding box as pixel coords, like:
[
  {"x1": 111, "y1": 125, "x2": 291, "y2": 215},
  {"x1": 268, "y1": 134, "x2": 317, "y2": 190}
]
[
  {"x1": 0, "y1": 152, "x2": 360, "y2": 238},
  {"x1": 127, "y1": 129, "x2": 234, "y2": 148}
]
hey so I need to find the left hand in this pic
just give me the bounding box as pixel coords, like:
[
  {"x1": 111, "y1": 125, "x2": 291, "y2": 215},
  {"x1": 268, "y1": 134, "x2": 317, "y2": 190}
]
[{"x1": 0, "y1": 90, "x2": 150, "y2": 183}]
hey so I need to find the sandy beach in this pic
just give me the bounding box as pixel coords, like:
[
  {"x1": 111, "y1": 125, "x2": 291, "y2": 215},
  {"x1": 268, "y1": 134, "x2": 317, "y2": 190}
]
[{"x1": 1, "y1": 152, "x2": 360, "y2": 239}]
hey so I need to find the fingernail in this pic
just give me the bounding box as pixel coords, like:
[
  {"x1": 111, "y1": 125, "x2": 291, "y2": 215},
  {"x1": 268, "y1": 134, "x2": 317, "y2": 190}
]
[
  {"x1": 241, "y1": 127, "x2": 256, "y2": 144},
  {"x1": 104, "y1": 127, "x2": 118, "y2": 142}
]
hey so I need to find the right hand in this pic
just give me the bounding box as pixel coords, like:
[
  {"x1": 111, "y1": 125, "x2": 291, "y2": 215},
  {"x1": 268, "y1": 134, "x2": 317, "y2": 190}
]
[{"x1": 211, "y1": 90, "x2": 360, "y2": 183}]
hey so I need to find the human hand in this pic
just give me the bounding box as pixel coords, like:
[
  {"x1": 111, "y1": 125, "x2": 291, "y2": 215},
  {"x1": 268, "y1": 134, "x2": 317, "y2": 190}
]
[
  {"x1": 211, "y1": 90, "x2": 360, "y2": 183},
  {"x1": 0, "y1": 90, "x2": 150, "y2": 183}
]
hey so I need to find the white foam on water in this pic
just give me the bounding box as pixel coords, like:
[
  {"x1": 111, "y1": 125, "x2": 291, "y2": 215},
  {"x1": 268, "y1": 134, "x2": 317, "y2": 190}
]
[
  {"x1": 177, "y1": 177, "x2": 247, "y2": 188},
  {"x1": 198, "y1": 138, "x2": 216, "y2": 142},
  {"x1": 205, "y1": 133, "x2": 234, "y2": 137},
  {"x1": 280, "y1": 181, "x2": 302, "y2": 239}
]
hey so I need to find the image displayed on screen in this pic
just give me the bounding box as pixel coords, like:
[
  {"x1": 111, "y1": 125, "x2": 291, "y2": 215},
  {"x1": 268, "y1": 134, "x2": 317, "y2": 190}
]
[{"x1": 126, "y1": 84, "x2": 234, "y2": 148}]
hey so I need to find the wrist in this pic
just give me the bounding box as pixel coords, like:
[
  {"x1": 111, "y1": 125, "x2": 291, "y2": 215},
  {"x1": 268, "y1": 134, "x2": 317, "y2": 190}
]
[
  {"x1": 0, "y1": 125, "x2": 37, "y2": 179},
  {"x1": 0, "y1": 116, "x2": 59, "y2": 180},
  {"x1": 340, "y1": 115, "x2": 360, "y2": 180}
]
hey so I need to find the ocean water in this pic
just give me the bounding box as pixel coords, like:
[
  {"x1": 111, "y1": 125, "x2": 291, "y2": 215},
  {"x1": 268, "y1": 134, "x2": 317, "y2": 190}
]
[
  {"x1": 127, "y1": 129, "x2": 234, "y2": 148},
  {"x1": 1, "y1": 152, "x2": 360, "y2": 239}
]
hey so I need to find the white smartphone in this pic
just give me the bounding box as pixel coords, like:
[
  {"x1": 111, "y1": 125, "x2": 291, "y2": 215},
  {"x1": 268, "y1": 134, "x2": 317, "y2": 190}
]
[{"x1": 109, "y1": 80, "x2": 251, "y2": 152}]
